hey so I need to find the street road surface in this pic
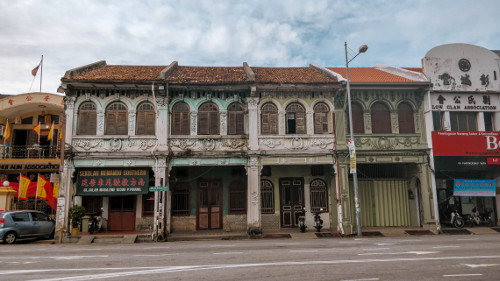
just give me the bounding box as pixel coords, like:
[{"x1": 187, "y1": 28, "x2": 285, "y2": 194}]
[{"x1": 1, "y1": 234, "x2": 500, "y2": 280}]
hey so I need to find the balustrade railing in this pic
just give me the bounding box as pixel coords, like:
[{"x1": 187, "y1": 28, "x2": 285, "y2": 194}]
[{"x1": 0, "y1": 145, "x2": 60, "y2": 159}]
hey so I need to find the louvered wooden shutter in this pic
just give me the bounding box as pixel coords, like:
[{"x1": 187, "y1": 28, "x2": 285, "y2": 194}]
[
  {"x1": 314, "y1": 113, "x2": 322, "y2": 134},
  {"x1": 198, "y1": 111, "x2": 209, "y2": 135},
  {"x1": 296, "y1": 112, "x2": 306, "y2": 134},
  {"x1": 371, "y1": 103, "x2": 391, "y2": 134},
  {"x1": 117, "y1": 112, "x2": 128, "y2": 135},
  {"x1": 105, "y1": 111, "x2": 116, "y2": 135},
  {"x1": 209, "y1": 111, "x2": 219, "y2": 135}
]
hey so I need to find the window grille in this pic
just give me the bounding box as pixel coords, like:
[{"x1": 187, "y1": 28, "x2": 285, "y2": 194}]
[
  {"x1": 260, "y1": 179, "x2": 274, "y2": 214},
  {"x1": 172, "y1": 182, "x2": 190, "y2": 216},
  {"x1": 229, "y1": 181, "x2": 246, "y2": 214},
  {"x1": 310, "y1": 179, "x2": 328, "y2": 212}
]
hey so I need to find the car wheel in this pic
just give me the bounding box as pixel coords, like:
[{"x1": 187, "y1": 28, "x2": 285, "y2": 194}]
[{"x1": 3, "y1": 232, "x2": 17, "y2": 244}]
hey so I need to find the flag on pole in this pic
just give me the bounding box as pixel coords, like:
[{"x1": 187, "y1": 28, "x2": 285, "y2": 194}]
[
  {"x1": 19, "y1": 174, "x2": 31, "y2": 200},
  {"x1": 2, "y1": 120, "x2": 11, "y2": 141},
  {"x1": 53, "y1": 182, "x2": 59, "y2": 198},
  {"x1": 33, "y1": 123, "x2": 40, "y2": 135},
  {"x1": 47, "y1": 122, "x2": 54, "y2": 141},
  {"x1": 32, "y1": 63, "x2": 40, "y2": 77},
  {"x1": 59, "y1": 123, "x2": 63, "y2": 141},
  {"x1": 36, "y1": 174, "x2": 48, "y2": 199}
]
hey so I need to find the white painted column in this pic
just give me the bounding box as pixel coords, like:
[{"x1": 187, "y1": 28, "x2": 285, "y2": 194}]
[
  {"x1": 247, "y1": 156, "x2": 261, "y2": 232},
  {"x1": 156, "y1": 96, "x2": 169, "y2": 151},
  {"x1": 247, "y1": 97, "x2": 259, "y2": 150}
]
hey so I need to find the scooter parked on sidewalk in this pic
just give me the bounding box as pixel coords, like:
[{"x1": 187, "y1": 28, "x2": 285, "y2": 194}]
[
  {"x1": 313, "y1": 208, "x2": 324, "y2": 232},
  {"x1": 465, "y1": 207, "x2": 494, "y2": 227},
  {"x1": 88, "y1": 208, "x2": 104, "y2": 234},
  {"x1": 298, "y1": 208, "x2": 307, "y2": 233},
  {"x1": 450, "y1": 209, "x2": 465, "y2": 229}
]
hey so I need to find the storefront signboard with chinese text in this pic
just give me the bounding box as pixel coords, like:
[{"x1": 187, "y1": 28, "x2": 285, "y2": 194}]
[{"x1": 76, "y1": 168, "x2": 149, "y2": 196}]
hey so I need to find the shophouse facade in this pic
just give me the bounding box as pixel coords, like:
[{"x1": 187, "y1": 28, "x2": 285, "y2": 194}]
[
  {"x1": 0, "y1": 92, "x2": 63, "y2": 214},
  {"x1": 57, "y1": 60, "x2": 437, "y2": 237},
  {"x1": 422, "y1": 43, "x2": 500, "y2": 228}
]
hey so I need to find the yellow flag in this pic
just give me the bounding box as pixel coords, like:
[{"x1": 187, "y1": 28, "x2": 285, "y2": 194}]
[
  {"x1": 53, "y1": 182, "x2": 59, "y2": 198},
  {"x1": 33, "y1": 123, "x2": 40, "y2": 135},
  {"x1": 36, "y1": 174, "x2": 47, "y2": 199},
  {"x1": 19, "y1": 174, "x2": 31, "y2": 200},
  {"x1": 59, "y1": 123, "x2": 63, "y2": 141},
  {"x1": 2, "y1": 120, "x2": 11, "y2": 141},
  {"x1": 47, "y1": 122, "x2": 54, "y2": 141}
]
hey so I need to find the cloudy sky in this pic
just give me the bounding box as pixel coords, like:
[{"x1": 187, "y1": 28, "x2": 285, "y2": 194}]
[{"x1": 1, "y1": 0, "x2": 499, "y2": 95}]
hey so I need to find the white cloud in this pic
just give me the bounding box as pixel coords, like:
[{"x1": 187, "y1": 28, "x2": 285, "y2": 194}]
[{"x1": 0, "y1": 0, "x2": 499, "y2": 95}]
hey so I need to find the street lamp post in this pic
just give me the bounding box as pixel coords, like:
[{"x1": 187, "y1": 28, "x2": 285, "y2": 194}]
[{"x1": 345, "y1": 42, "x2": 368, "y2": 237}]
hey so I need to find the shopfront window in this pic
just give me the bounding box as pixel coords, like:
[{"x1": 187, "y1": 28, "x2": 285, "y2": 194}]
[{"x1": 450, "y1": 112, "x2": 477, "y2": 131}]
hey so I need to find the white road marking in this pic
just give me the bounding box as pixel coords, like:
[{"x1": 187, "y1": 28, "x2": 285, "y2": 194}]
[
  {"x1": 134, "y1": 253, "x2": 179, "y2": 257},
  {"x1": 363, "y1": 248, "x2": 390, "y2": 251},
  {"x1": 0, "y1": 255, "x2": 109, "y2": 260},
  {"x1": 462, "y1": 263, "x2": 498, "y2": 268},
  {"x1": 443, "y1": 273, "x2": 483, "y2": 277},
  {"x1": 210, "y1": 244, "x2": 236, "y2": 247},
  {"x1": 375, "y1": 243, "x2": 393, "y2": 246},
  {"x1": 457, "y1": 238, "x2": 479, "y2": 241},
  {"x1": 21, "y1": 255, "x2": 500, "y2": 281},
  {"x1": 433, "y1": 246, "x2": 459, "y2": 249},
  {"x1": 213, "y1": 252, "x2": 243, "y2": 255},
  {"x1": 358, "y1": 251, "x2": 438, "y2": 256},
  {"x1": 341, "y1": 278, "x2": 379, "y2": 281},
  {"x1": 290, "y1": 250, "x2": 318, "y2": 253}
]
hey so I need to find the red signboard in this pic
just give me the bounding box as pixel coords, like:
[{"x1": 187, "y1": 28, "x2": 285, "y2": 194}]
[
  {"x1": 432, "y1": 131, "x2": 500, "y2": 157},
  {"x1": 487, "y1": 157, "x2": 500, "y2": 165}
]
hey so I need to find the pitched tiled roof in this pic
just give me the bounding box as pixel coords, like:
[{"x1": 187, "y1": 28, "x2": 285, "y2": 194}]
[
  {"x1": 64, "y1": 65, "x2": 166, "y2": 82},
  {"x1": 328, "y1": 67, "x2": 418, "y2": 82},
  {"x1": 252, "y1": 67, "x2": 336, "y2": 83},
  {"x1": 167, "y1": 66, "x2": 249, "y2": 84}
]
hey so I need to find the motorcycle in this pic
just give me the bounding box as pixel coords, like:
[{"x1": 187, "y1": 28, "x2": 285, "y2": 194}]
[
  {"x1": 450, "y1": 209, "x2": 465, "y2": 228},
  {"x1": 465, "y1": 207, "x2": 494, "y2": 227},
  {"x1": 88, "y1": 208, "x2": 104, "y2": 234},
  {"x1": 298, "y1": 208, "x2": 307, "y2": 233},
  {"x1": 313, "y1": 208, "x2": 324, "y2": 232}
]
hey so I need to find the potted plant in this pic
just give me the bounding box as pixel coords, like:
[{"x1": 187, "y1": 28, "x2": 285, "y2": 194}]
[{"x1": 69, "y1": 205, "x2": 86, "y2": 236}]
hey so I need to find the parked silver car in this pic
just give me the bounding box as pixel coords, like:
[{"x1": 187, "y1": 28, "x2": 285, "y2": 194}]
[{"x1": 0, "y1": 210, "x2": 55, "y2": 244}]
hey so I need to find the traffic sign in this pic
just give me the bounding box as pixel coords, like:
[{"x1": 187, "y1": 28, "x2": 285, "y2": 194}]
[{"x1": 149, "y1": 186, "x2": 169, "y2": 192}]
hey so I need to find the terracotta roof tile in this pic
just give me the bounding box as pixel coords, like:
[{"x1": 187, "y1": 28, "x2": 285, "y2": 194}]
[
  {"x1": 328, "y1": 67, "x2": 417, "y2": 82},
  {"x1": 167, "y1": 66, "x2": 248, "y2": 84},
  {"x1": 252, "y1": 67, "x2": 335, "y2": 83},
  {"x1": 66, "y1": 65, "x2": 165, "y2": 82}
]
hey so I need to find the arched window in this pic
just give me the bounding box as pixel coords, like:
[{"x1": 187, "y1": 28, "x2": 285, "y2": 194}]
[
  {"x1": 260, "y1": 179, "x2": 274, "y2": 214},
  {"x1": 77, "y1": 102, "x2": 97, "y2": 135},
  {"x1": 136, "y1": 102, "x2": 155, "y2": 135},
  {"x1": 261, "y1": 103, "x2": 278, "y2": 135},
  {"x1": 171, "y1": 102, "x2": 190, "y2": 135},
  {"x1": 229, "y1": 181, "x2": 246, "y2": 214},
  {"x1": 105, "y1": 102, "x2": 128, "y2": 135},
  {"x1": 371, "y1": 102, "x2": 391, "y2": 134},
  {"x1": 347, "y1": 102, "x2": 364, "y2": 134},
  {"x1": 310, "y1": 179, "x2": 328, "y2": 212},
  {"x1": 198, "y1": 102, "x2": 219, "y2": 135},
  {"x1": 227, "y1": 103, "x2": 245, "y2": 135},
  {"x1": 398, "y1": 103, "x2": 415, "y2": 133},
  {"x1": 286, "y1": 103, "x2": 306, "y2": 134},
  {"x1": 314, "y1": 103, "x2": 330, "y2": 134}
]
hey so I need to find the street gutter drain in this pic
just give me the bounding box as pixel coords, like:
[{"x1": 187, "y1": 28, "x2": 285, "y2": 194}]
[{"x1": 405, "y1": 230, "x2": 435, "y2": 236}]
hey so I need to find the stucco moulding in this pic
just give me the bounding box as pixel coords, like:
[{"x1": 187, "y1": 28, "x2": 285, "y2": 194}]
[
  {"x1": 259, "y1": 136, "x2": 335, "y2": 151},
  {"x1": 72, "y1": 137, "x2": 157, "y2": 152},
  {"x1": 169, "y1": 138, "x2": 248, "y2": 152}
]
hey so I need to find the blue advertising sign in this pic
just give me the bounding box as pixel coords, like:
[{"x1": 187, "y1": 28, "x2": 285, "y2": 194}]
[{"x1": 453, "y1": 179, "x2": 497, "y2": 197}]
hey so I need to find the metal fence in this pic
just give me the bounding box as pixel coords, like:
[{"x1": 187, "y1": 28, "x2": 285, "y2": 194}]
[{"x1": 0, "y1": 145, "x2": 60, "y2": 159}]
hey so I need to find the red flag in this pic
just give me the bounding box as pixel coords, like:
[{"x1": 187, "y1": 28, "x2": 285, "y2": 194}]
[{"x1": 32, "y1": 64, "x2": 40, "y2": 77}]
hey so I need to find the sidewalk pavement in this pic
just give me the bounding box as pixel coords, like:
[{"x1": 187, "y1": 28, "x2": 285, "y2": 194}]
[{"x1": 35, "y1": 226, "x2": 499, "y2": 245}]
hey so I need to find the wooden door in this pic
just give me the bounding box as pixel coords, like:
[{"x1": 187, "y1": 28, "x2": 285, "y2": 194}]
[
  {"x1": 197, "y1": 180, "x2": 222, "y2": 230},
  {"x1": 108, "y1": 195, "x2": 136, "y2": 231},
  {"x1": 280, "y1": 178, "x2": 304, "y2": 227}
]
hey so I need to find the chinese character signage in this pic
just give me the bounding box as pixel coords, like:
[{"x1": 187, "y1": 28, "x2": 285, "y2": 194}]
[
  {"x1": 431, "y1": 93, "x2": 498, "y2": 111},
  {"x1": 76, "y1": 168, "x2": 149, "y2": 196},
  {"x1": 453, "y1": 179, "x2": 497, "y2": 197}
]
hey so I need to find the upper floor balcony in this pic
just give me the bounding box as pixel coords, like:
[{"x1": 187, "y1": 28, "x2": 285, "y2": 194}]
[{"x1": 0, "y1": 144, "x2": 60, "y2": 159}]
